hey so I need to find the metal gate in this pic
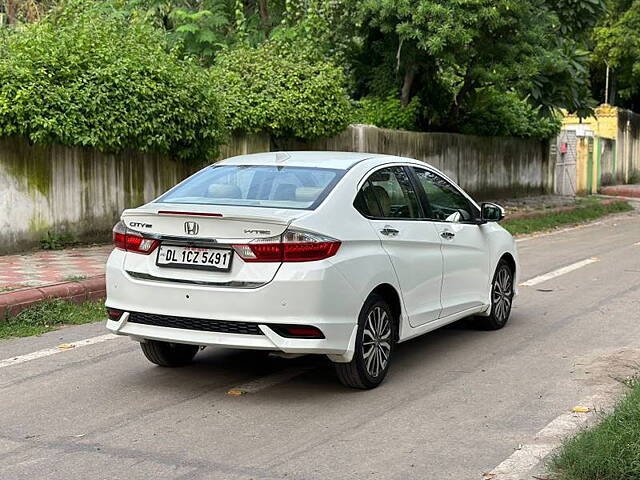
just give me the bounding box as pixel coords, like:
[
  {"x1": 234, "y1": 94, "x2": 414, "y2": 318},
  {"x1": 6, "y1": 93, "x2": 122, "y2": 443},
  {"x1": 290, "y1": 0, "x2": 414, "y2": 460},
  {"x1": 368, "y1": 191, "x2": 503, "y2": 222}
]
[{"x1": 554, "y1": 130, "x2": 578, "y2": 196}]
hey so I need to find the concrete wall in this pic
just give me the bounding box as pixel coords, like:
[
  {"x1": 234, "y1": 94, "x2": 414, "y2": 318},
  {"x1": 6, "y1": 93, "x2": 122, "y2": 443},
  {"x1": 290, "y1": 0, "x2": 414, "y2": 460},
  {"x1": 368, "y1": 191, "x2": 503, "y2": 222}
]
[
  {"x1": 277, "y1": 125, "x2": 552, "y2": 199},
  {"x1": 0, "y1": 134, "x2": 270, "y2": 254},
  {"x1": 617, "y1": 109, "x2": 640, "y2": 183},
  {"x1": 598, "y1": 137, "x2": 617, "y2": 187},
  {"x1": 0, "y1": 127, "x2": 549, "y2": 253}
]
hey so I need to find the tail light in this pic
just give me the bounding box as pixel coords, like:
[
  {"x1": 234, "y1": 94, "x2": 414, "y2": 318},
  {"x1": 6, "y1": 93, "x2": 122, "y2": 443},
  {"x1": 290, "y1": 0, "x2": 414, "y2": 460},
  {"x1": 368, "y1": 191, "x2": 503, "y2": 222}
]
[
  {"x1": 106, "y1": 308, "x2": 124, "y2": 321},
  {"x1": 113, "y1": 221, "x2": 159, "y2": 255},
  {"x1": 232, "y1": 229, "x2": 340, "y2": 263},
  {"x1": 269, "y1": 325, "x2": 325, "y2": 338}
]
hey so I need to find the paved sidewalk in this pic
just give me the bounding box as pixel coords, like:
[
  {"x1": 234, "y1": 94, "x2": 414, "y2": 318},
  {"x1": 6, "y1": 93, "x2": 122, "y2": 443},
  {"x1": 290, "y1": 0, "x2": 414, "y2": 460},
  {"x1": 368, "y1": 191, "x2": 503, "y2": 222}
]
[{"x1": 0, "y1": 245, "x2": 112, "y2": 290}]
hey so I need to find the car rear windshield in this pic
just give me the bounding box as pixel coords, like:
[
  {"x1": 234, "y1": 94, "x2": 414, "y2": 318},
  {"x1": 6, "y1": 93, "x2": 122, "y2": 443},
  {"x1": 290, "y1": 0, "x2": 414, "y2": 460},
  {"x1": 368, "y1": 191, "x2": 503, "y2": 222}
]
[{"x1": 156, "y1": 165, "x2": 345, "y2": 210}]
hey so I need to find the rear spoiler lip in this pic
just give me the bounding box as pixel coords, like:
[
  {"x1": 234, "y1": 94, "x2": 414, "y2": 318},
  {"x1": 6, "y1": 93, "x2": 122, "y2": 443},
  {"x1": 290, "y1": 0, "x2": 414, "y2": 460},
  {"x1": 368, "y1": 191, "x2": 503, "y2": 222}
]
[{"x1": 121, "y1": 208, "x2": 309, "y2": 227}]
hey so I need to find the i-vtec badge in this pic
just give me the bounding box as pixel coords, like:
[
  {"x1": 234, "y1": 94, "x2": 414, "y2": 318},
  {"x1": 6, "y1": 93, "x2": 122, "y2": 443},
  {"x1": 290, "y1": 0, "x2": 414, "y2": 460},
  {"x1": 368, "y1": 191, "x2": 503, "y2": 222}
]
[
  {"x1": 129, "y1": 222, "x2": 152, "y2": 229},
  {"x1": 244, "y1": 228, "x2": 271, "y2": 236},
  {"x1": 184, "y1": 221, "x2": 199, "y2": 235}
]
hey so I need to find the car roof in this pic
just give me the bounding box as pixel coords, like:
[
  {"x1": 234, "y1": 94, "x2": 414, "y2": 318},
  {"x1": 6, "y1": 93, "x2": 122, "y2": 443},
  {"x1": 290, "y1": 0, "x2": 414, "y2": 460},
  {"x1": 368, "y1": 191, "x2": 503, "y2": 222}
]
[{"x1": 217, "y1": 151, "x2": 391, "y2": 170}]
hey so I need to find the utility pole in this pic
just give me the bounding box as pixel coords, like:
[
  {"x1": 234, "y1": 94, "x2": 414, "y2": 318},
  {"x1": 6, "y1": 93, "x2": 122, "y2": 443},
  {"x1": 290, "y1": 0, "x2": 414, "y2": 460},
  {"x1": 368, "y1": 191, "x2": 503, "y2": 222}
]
[{"x1": 605, "y1": 62, "x2": 610, "y2": 105}]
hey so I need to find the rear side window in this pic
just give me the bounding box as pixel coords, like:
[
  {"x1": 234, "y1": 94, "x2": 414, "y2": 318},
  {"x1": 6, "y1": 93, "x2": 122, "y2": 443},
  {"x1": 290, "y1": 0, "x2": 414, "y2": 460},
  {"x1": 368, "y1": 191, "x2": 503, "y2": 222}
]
[
  {"x1": 157, "y1": 165, "x2": 344, "y2": 210},
  {"x1": 354, "y1": 167, "x2": 421, "y2": 219}
]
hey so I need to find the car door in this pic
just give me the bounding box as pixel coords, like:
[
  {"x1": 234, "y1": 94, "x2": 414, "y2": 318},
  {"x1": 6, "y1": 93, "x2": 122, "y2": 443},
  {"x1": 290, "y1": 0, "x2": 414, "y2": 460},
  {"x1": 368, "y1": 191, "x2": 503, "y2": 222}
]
[
  {"x1": 354, "y1": 165, "x2": 443, "y2": 327},
  {"x1": 410, "y1": 167, "x2": 491, "y2": 318}
]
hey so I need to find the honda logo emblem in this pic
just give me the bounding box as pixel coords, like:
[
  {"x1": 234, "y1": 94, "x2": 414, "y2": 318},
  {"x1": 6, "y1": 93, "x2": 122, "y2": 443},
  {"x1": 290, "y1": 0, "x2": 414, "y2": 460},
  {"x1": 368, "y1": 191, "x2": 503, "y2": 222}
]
[{"x1": 184, "y1": 221, "x2": 199, "y2": 235}]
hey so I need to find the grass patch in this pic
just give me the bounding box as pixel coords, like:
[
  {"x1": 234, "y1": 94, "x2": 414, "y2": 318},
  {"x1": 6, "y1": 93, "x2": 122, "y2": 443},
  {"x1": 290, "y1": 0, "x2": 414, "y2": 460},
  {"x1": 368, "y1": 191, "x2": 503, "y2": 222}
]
[
  {"x1": 40, "y1": 230, "x2": 79, "y2": 250},
  {"x1": 0, "y1": 286, "x2": 20, "y2": 293},
  {"x1": 62, "y1": 274, "x2": 89, "y2": 282},
  {"x1": 502, "y1": 200, "x2": 633, "y2": 236},
  {"x1": 551, "y1": 381, "x2": 640, "y2": 480},
  {"x1": 0, "y1": 299, "x2": 105, "y2": 339}
]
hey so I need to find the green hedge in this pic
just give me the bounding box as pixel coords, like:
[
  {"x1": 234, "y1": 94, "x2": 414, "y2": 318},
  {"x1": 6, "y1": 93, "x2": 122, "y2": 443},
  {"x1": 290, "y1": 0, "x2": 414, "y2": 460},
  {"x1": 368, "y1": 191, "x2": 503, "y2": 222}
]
[
  {"x1": 0, "y1": 1, "x2": 224, "y2": 161},
  {"x1": 211, "y1": 43, "x2": 353, "y2": 139},
  {"x1": 353, "y1": 94, "x2": 421, "y2": 131}
]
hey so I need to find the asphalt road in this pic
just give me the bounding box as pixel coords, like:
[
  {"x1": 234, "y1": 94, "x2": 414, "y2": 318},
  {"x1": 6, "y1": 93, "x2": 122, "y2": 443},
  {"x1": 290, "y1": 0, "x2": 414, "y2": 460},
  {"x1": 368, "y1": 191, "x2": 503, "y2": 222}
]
[{"x1": 1, "y1": 209, "x2": 639, "y2": 480}]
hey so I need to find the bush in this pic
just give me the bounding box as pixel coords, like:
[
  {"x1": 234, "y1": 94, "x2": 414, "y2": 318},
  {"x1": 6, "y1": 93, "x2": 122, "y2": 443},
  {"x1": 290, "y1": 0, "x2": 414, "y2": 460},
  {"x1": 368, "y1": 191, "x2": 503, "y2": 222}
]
[
  {"x1": 211, "y1": 43, "x2": 352, "y2": 139},
  {"x1": 353, "y1": 94, "x2": 421, "y2": 131},
  {"x1": 460, "y1": 88, "x2": 561, "y2": 140},
  {"x1": 0, "y1": 0, "x2": 224, "y2": 161},
  {"x1": 40, "y1": 231, "x2": 78, "y2": 250}
]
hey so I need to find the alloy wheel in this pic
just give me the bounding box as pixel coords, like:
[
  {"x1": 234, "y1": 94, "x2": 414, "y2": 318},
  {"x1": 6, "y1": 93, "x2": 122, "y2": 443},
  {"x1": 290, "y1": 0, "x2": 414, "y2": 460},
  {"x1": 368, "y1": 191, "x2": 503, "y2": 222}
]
[
  {"x1": 362, "y1": 306, "x2": 392, "y2": 378},
  {"x1": 492, "y1": 266, "x2": 513, "y2": 323}
]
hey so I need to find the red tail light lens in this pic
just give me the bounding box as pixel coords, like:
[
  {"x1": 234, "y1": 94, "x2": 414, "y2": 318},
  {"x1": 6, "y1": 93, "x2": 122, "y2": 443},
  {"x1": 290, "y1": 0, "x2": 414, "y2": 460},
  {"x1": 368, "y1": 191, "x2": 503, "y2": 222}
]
[
  {"x1": 112, "y1": 221, "x2": 159, "y2": 255},
  {"x1": 106, "y1": 308, "x2": 124, "y2": 321},
  {"x1": 283, "y1": 242, "x2": 341, "y2": 262},
  {"x1": 270, "y1": 325, "x2": 325, "y2": 338},
  {"x1": 232, "y1": 230, "x2": 340, "y2": 263}
]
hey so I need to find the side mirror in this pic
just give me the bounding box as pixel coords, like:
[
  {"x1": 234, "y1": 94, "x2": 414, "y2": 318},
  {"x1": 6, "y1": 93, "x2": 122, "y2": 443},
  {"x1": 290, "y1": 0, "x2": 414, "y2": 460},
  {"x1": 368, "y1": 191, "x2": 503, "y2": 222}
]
[{"x1": 481, "y1": 202, "x2": 505, "y2": 222}]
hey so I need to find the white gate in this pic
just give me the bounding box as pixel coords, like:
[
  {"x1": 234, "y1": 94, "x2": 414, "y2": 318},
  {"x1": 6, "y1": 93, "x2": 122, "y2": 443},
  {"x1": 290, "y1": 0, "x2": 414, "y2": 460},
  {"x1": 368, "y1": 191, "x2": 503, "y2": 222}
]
[{"x1": 554, "y1": 130, "x2": 578, "y2": 196}]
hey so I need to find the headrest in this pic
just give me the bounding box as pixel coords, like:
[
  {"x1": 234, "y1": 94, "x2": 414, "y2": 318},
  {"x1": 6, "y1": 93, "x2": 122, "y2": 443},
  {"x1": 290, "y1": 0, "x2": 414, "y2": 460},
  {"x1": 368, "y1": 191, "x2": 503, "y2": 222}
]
[
  {"x1": 273, "y1": 183, "x2": 297, "y2": 201},
  {"x1": 295, "y1": 187, "x2": 324, "y2": 203},
  {"x1": 373, "y1": 186, "x2": 391, "y2": 216},
  {"x1": 207, "y1": 184, "x2": 242, "y2": 199}
]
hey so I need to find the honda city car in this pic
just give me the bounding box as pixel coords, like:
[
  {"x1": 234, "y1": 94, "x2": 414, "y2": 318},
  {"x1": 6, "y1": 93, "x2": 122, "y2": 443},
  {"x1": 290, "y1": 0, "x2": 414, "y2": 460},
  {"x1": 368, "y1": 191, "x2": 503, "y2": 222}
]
[{"x1": 105, "y1": 152, "x2": 518, "y2": 389}]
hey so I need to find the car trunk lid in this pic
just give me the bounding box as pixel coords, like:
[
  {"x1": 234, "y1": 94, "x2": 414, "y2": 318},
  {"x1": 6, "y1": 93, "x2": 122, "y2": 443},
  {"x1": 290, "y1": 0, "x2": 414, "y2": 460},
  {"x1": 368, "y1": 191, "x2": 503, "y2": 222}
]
[{"x1": 121, "y1": 204, "x2": 310, "y2": 285}]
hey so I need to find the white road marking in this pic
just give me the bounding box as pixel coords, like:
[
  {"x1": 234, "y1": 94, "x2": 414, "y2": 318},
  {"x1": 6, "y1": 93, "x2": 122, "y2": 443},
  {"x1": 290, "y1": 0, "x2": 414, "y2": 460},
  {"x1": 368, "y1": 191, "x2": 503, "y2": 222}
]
[
  {"x1": 519, "y1": 257, "x2": 599, "y2": 287},
  {"x1": 0, "y1": 333, "x2": 119, "y2": 369},
  {"x1": 484, "y1": 393, "x2": 617, "y2": 480},
  {"x1": 227, "y1": 366, "x2": 312, "y2": 395},
  {"x1": 634, "y1": 241, "x2": 640, "y2": 246},
  {"x1": 515, "y1": 222, "x2": 603, "y2": 243}
]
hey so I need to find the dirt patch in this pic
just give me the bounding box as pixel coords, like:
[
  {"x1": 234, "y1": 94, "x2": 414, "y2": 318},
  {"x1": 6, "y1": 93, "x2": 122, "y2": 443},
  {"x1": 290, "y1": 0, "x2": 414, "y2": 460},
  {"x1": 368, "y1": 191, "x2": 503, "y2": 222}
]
[{"x1": 572, "y1": 348, "x2": 640, "y2": 392}]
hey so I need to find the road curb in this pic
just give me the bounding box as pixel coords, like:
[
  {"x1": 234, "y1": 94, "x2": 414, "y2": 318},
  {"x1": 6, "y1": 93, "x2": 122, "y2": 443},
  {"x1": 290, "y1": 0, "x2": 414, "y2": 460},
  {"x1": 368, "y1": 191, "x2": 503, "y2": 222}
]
[
  {"x1": 0, "y1": 275, "x2": 106, "y2": 321},
  {"x1": 600, "y1": 184, "x2": 640, "y2": 198}
]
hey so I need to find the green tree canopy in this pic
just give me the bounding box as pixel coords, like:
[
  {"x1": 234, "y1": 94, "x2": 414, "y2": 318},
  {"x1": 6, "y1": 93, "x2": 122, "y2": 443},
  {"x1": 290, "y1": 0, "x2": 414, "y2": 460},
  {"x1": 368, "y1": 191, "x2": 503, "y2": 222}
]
[
  {"x1": 1, "y1": 0, "x2": 626, "y2": 145},
  {"x1": 592, "y1": 0, "x2": 640, "y2": 110},
  {"x1": 348, "y1": 0, "x2": 604, "y2": 137}
]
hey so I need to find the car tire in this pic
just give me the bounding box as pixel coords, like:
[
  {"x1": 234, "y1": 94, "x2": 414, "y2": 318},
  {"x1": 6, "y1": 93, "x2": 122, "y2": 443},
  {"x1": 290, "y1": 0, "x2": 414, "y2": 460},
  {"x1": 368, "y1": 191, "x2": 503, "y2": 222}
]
[
  {"x1": 140, "y1": 340, "x2": 199, "y2": 367},
  {"x1": 335, "y1": 294, "x2": 396, "y2": 389},
  {"x1": 477, "y1": 260, "x2": 514, "y2": 330}
]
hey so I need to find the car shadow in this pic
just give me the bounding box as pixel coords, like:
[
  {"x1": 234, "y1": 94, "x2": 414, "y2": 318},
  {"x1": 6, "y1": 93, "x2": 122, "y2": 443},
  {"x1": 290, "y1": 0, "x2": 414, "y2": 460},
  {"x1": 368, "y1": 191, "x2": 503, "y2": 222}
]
[{"x1": 118, "y1": 315, "x2": 516, "y2": 399}]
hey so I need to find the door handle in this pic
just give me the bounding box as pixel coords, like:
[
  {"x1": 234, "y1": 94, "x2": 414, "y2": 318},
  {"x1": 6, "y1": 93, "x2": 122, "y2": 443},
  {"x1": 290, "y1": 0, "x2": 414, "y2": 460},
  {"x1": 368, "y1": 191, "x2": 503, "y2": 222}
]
[
  {"x1": 380, "y1": 226, "x2": 399, "y2": 236},
  {"x1": 440, "y1": 230, "x2": 455, "y2": 240}
]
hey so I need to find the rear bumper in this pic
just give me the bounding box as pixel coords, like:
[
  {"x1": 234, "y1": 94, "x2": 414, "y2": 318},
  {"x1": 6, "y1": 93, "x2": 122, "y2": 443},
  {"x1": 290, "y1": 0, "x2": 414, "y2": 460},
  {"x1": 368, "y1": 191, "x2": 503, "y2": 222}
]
[{"x1": 105, "y1": 249, "x2": 360, "y2": 355}]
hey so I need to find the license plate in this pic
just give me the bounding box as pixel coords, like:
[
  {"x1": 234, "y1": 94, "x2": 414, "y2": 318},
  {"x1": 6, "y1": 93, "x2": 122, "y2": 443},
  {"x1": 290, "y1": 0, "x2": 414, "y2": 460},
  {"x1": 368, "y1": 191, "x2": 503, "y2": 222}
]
[{"x1": 156, "y1": 245, "x2": 233, "y2": 271}]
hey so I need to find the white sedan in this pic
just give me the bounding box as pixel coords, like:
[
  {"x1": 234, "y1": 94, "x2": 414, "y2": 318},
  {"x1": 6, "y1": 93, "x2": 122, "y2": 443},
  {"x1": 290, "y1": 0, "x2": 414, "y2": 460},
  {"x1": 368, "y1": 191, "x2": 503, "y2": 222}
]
[{"x1": 105, "y1": 152, "x2": 518, "y2": 389}]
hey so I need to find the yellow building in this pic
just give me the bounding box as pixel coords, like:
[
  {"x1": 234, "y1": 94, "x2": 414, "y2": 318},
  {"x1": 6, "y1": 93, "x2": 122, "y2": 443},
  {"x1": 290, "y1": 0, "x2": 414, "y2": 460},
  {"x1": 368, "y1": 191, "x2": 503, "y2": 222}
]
[
  {"x1": 559, "y1": 104, "x2": 639, "y2": 194},
  {"x1": 562, "y1": 104, "x2": 619, "y2": 140}
]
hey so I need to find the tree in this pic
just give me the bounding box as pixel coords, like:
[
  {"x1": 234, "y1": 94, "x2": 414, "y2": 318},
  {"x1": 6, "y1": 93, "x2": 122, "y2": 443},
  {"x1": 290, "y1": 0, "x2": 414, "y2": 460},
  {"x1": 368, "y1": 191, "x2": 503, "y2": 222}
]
[
  {"x1": 122, "y1": 0, "x2": 290, "y2": 64},
  {"x1": 1, "y1": 0, "x2": 52, "y2": 24},
  {"x1": 592, "y1": 0, "x2": 640, "y2": 110},
  {"x1": 348, "y1": 0, "x2": 604, "y2": 137}
]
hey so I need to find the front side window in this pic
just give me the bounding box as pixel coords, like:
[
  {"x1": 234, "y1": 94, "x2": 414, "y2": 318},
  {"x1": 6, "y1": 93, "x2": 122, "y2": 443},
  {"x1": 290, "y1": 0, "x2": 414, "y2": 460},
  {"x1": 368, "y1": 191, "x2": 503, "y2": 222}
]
[
  {"x1": 157, "y1": 165, "x2": 344, "y2": 210},
  {"x1": 412, "y1": 168, "x2": 476, "y2": 222},
  {"x1": 355, "y1": 167, "x2": 421, "y2": 219}
]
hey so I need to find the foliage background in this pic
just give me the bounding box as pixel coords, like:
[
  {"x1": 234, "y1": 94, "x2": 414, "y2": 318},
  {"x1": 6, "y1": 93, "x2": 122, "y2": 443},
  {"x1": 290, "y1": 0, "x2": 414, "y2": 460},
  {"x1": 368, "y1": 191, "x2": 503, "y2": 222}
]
[
  {"x1": 1, "y1": 0, "x2": 636, "y2": 158},
  {"x1": 211, "y1": 42, "x2": 352, "y2": 139},
  {"x1": 0, "y1": 0, "x2": 224, "y2": 160}
]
